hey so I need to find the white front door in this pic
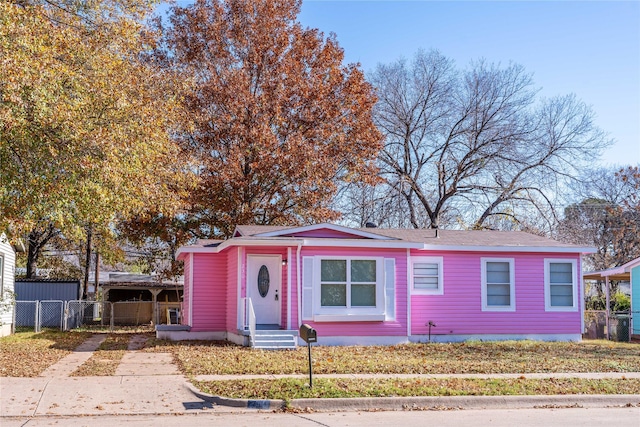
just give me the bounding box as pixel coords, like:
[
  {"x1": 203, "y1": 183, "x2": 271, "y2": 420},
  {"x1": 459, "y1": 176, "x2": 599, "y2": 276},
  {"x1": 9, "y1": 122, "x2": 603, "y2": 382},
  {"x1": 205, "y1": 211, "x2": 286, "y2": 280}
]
[{"x1": 247, "y1": 255, "x2": 281, "y2": 325}]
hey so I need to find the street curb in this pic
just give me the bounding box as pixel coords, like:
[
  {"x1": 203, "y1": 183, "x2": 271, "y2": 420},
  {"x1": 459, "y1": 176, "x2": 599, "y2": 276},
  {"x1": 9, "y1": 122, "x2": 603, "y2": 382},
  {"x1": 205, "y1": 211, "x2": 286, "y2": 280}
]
[
  {"x1": 185, "y1": 382, "x2": 285, "y2": 410},
  {"x1": 290, "y1": 394, "x2": 640, "y2": 411},
  {"x1": 186, "y1": 381, "x2": 640, "y2": 412}
]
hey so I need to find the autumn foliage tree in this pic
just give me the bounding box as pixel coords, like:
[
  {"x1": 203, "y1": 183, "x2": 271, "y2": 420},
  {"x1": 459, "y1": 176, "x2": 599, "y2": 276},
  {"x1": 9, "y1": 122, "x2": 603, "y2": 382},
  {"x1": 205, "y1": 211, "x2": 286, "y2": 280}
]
[
  {"x1": 160, "y1": 0, "x2": 381, "y2": 238},
  {"x1": 0, "y1": 1, "x2": 188, "y2": 280}
]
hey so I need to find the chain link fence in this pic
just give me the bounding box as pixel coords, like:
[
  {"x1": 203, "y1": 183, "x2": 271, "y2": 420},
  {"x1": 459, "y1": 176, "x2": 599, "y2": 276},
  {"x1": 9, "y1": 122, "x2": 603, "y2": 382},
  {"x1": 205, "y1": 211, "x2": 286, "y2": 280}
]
[
  {"x1": 13, "y1": 300, "x2": 183, "y2": 332},
  {"x1": 584, "y1": 310, "x2": 634, "y2": 342},
  {"x1": 14, "y1": 301, "x2": 39, "y2": 331},
  {"x1": 65, "y1": 300, "x2": 112, "y2": 331}
]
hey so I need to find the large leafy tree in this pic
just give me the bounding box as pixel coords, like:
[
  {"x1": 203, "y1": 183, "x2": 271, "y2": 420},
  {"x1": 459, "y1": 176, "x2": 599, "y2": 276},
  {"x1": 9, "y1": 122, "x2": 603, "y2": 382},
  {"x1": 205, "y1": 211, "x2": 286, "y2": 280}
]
[
  {"x1": 343, "y1": 50, "x2": 609, "y2": 231},
  {"x1": 0, "y1": 1, "x2": 188, "y2": 280},
  {"x1": 160, "y1": 0, "x2": 381, "y2": 238},
  {"x1": 557, "y1": 166, "x2": 640, "y2": 271}
]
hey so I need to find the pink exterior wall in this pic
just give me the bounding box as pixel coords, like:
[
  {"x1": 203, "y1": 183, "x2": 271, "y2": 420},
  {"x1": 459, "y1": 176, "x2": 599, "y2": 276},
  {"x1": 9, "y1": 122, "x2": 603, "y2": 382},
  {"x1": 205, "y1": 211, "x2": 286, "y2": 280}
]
[
  {"x1": 182, "y1": 255, "x2": 191, "y2": 326},
  {"x1": 298, "y1": 246, "x2": 408, "y2": 337},
  {"x1": 409, "y1": 250, "x2": 582, "y2": 337},
  {"x1": 225, "y1": 247, "x2": 239, "y2": 331},
  {"x1": 190, "y1": 253, "x2": 228, "y2": 332}
]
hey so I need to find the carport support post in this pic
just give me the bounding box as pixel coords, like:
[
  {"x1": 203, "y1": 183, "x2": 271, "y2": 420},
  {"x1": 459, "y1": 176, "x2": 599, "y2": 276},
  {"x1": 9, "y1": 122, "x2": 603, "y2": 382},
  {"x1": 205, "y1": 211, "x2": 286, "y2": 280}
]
[{"x1": 149, "y1": 289, "x2": 162, "y2": 325}]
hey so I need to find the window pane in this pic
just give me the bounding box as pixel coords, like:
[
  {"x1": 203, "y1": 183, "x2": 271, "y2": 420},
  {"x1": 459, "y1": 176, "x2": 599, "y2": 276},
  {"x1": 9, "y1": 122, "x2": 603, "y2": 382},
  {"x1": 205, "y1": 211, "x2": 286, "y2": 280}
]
[
  {"x1": 487, "y1": 294, "x2": 511, "y2": 306},
  {"x1": 351, "y1": 260, "x2": 376, "y2": 282},
  {"x1": 550, "y1": 263, "x2": 572, "y2": 284},
  {"x1": 414, "y1": 263, "x2": 438, "y2": 276},
  {"x1": 321, "y1": 283, "x2": 346, "y2": 306},
  {"x1": 321, "y1": 260, "x2": 346, "y2": 282},
  {"x1": 487, "y1": 262, "x2": 510, "y2": 283},
  {"x1": 414, "y1": 276, "x2": 439, "y2": 289},
  {"x1": 352, "y1": 284, "x2": 376, "y2": 306},
  {"x1": 550, "y1": 284, "x2": 573, "y2": 307},
  {"x1": 487, "y1": 283, "x2": 510, "y2": 306}
]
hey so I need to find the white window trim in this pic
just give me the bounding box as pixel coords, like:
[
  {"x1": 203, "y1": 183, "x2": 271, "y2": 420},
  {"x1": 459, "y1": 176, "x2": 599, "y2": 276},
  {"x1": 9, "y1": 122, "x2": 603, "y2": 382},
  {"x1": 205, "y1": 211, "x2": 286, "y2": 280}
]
[
  {"x1": 312, "y1": 256, "x2": 385, "y2": 321},
  {"x1": 481, "y1": 257, "x2": 516, "y2": 312},
  {"x1": 544, "y1": 258, "x2": 578, "y2": 312},
  {"x1": 410, "y1": 256, "x2": 444, "y2": 295}
]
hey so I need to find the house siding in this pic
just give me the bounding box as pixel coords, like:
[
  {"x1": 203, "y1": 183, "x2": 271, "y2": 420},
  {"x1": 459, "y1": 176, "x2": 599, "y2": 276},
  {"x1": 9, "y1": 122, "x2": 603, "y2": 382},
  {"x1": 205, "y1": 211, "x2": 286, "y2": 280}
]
[
  {"x1": 225, "y1": 247, "x2": 239, "y2": 332},
  {"x1": 190, "y1": 253, "x2": 227, "y2": 332},
  {"x1": 632, "y1": 265, "x2": 640, "y2": 335},
  {"x1": 0, "y1": 235, "x2": 15, "y2": 336},
  {"x1": 182, "y1": 254, "x2": 191, "y2": 326},
  {"x1": 409, "y1": 250, "x2": 582, "y2": 337},
  {"x1": 299, "y1": 246, "x2": 408, "y2": 338}
]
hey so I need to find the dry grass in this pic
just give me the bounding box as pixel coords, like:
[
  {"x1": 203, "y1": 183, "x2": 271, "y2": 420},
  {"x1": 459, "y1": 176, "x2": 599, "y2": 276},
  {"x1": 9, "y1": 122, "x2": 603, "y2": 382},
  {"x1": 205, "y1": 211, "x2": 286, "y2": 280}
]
[
  {"x1": 143, "y1": 339, "x2": 640, "y2": 376},
  {"x1": 0, "y1": 330, "x2": 94, "y2": 377},
  {"x1": 71, "y1": 334, "x2": 131, "y2": 376},
  {"x1": 195, "y1": 377, "x2": 640, "y2": 400}
]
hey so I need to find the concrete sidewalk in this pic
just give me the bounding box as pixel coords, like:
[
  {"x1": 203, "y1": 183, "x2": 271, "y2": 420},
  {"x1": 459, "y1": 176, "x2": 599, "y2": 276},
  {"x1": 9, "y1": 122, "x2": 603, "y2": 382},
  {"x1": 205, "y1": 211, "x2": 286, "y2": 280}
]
[{"x1": 1, "y1": 333, "x2": 639, "y2": 418}]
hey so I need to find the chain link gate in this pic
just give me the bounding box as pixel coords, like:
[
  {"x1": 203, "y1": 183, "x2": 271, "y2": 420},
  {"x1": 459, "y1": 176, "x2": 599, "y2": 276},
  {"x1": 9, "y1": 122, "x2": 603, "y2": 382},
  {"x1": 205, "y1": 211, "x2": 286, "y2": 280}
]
[
  {"x1": 65, "y1": 300, "x2": 113, "y2": 331},
  {"x1": 14, "y1": 301, "x2": 39, "y2": 331}
]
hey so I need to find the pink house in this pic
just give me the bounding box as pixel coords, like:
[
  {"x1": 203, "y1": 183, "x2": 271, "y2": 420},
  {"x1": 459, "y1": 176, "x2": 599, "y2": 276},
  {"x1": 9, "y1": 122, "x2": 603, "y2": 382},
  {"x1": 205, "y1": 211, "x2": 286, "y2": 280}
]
[{"x1": 161, "y1": 224, "x2": 594, "y2": 348}]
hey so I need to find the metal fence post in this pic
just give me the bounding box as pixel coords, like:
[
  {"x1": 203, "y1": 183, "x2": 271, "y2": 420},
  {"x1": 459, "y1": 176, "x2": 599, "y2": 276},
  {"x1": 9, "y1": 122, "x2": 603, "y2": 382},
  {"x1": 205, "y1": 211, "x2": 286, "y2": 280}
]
[
  {"x1": 110, "y1": 302, "x2": 114, "y2": 332},
  {"x1": 35, "y1": 301, "x2": 40, "y2": 333}
]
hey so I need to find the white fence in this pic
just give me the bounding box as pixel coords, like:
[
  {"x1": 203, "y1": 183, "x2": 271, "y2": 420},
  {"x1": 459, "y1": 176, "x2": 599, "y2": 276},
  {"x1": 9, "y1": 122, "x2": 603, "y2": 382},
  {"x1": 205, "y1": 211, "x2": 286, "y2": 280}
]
[{"x1": 14, "y1": 300, "x2": 182, "y2": 332}]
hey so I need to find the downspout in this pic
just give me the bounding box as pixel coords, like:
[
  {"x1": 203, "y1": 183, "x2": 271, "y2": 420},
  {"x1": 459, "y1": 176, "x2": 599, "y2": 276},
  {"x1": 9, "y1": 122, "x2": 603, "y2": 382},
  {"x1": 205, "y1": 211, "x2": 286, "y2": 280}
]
[
  {"x1": 296, "y1": 242, "x2": 302, "y2": 329},
  {"x1": 287, "y1": 246, "x2": 292, "y2": 330},
  {"x1": 237, "y1": 247, "x2": 243, "y2": 330},
  {"x1": 579, "y1": 258, "x2": 584, "y2": 338},
  {"x1": 188, "y1": 253, "x2": 194, "y2": 326},
  {"x1": 406, "y1": 248, "x2": 411, "y2": 339},
  {"x1": 605, "y1": 275, "x2": 610, "y2": 340}
]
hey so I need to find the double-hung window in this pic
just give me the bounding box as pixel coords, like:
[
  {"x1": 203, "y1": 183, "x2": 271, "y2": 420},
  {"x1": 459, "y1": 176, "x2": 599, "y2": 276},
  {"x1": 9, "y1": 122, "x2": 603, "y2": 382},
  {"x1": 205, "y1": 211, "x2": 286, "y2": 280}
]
[
  {"x1": 309, "y1": 256, "x2": 387, "y2": 321},
  {"x1": 411, "y1": 256, "x2": 443, "y2": 295},
  {"x1": 481, "y1": 258, "x2": 515, "y2": 311},
  {"x1": 545, "y1": 259, "x2": 578, "y2": 311}
]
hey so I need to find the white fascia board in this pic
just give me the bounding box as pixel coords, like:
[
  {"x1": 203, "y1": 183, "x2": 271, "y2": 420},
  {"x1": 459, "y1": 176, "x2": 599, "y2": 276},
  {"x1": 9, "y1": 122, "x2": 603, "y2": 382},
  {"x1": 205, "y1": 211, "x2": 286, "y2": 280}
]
[
  {"x1": 254, "y1": 223, "x2": 398, "y2": 240},
  {"x1": 418, "y1": 245, "x2": 597, "y2": 254},
  {"x1": 622, "y1": 257, "x2": 640, "y2": 272},
  {"x1": 302, "y1": 238, "x2": 423, "y2": 249},
  {"x1": 176, "y1": 238, "x2": 304, "y2": 258}
]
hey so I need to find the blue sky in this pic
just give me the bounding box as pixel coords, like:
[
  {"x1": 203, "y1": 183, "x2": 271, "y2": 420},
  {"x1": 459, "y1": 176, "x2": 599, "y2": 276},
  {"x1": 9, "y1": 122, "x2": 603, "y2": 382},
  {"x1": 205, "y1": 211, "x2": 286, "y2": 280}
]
[{"x1": 162, "y1": 1, "x2": 640, "y2": 166}]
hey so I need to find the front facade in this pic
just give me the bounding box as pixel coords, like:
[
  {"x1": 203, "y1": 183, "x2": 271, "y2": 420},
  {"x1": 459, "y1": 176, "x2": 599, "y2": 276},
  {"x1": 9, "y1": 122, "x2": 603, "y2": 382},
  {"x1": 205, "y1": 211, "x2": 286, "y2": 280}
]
[
  {"x1": 0, "y1": 233, "x2": 16, "y2": 337},
  {"x1": 172, "y1": 224, "x2": 593, "y2": 346}
]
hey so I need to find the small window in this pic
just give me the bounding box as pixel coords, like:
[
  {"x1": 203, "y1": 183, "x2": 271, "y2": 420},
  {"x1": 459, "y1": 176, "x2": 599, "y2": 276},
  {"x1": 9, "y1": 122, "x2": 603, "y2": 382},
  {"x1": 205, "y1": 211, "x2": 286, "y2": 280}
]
[
  {"x1": 481, "y1": 258, "x2": 515, "y2": 311},
  {"x1": 0, "y1": 255, "x2": 3, "y2": 295},
  {"x1": 411, "y1": 256, "x2": 443, "y2": 295},
  {"x1": 545, "y1": 259, "x2": 577, "y2": 311}
]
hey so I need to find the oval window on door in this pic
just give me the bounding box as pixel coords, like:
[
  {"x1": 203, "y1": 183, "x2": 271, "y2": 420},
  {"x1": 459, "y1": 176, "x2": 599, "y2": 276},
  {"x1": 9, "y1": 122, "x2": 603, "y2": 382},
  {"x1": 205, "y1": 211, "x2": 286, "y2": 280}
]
[{"x1": 257, "y1": 265, "x2": 270, "y2": 298}]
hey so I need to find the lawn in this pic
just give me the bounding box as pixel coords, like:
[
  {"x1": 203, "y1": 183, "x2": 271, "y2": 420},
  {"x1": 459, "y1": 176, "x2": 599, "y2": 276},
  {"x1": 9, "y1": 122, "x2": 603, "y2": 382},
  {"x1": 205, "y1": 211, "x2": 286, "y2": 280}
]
[
  {"x1": 0, "y1": 330, "x2": 93, "y2": 377},
  {"x1": 3, "y1": 332, "x2": 639, "y2": 399},
  {"x1": 194, "y1": 377, "x2": 640, "y2": 400},
  {"x1": 143, "y1": 339, "x2": 640, "y2": 376}
]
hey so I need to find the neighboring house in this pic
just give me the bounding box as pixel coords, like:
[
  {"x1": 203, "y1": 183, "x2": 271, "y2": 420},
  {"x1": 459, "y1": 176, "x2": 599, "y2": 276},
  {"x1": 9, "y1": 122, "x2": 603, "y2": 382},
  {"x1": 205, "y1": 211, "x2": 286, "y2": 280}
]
[
  {"x1": 584, "y1": 257, "x2": 640, "y2": 338},
  {"x1": 0, "y1": 233, "x2": 16, "y2": 337},
  {"x1": 166, "y1": 224, "x2": 594, "y2": 347}
]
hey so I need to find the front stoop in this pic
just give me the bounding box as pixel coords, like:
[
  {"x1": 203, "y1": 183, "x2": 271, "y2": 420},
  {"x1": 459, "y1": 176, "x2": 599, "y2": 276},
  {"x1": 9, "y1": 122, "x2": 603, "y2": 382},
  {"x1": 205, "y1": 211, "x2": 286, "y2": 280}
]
[{"x1": 251, "y1": 329, "x2": 298, "y2": 350}]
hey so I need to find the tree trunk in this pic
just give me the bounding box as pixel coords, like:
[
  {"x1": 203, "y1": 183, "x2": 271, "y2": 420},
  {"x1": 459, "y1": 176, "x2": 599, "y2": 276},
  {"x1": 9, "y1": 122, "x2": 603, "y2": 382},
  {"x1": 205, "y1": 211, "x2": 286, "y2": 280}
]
[
  {"x1": 83, "y1": 226, "x2": 92, "y2": 300},
  {"x1": 25, "y1": 223, "x2": 58, "y2": 279}
]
